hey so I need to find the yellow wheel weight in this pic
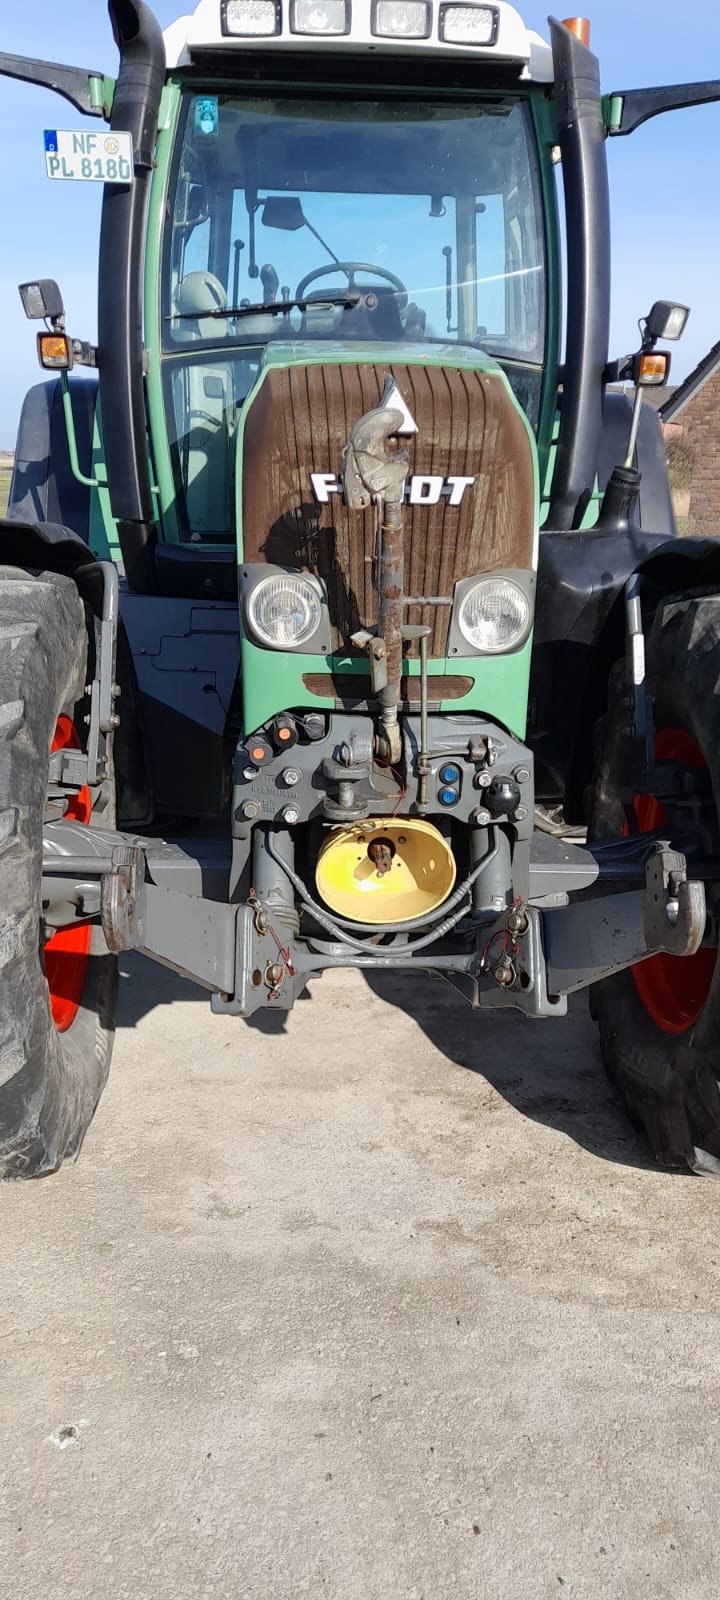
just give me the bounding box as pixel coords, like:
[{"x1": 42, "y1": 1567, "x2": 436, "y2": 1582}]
[{"x1": 316, "y1": 817, "x2": 457, "y2": 926}]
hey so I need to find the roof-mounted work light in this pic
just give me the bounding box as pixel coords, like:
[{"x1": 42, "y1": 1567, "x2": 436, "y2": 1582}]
[
  {"x1": 438, "y1": 3, "x2": 498, "y2": 45},
  {"x1": 290, "y1": 0, "x2": 350, "y2": 32},
  {"x1": 221, "y1": 0, "x2": 281, "y2": 33},
  {"x1": 371, "y1": 0, "x2": 431, "y2": 37}
]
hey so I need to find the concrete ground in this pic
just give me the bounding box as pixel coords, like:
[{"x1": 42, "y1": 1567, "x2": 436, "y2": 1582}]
[{"x1": 1, "y1": 960, "x2": 719, "y2": 1600}]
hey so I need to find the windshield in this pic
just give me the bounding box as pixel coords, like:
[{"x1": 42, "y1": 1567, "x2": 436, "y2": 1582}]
[
  {"x1": 164, "y1": 92, "x2": 545, "y2": 364},
  {"x1": 160, "y1": 91, "x2": 546, "y2": 543}
]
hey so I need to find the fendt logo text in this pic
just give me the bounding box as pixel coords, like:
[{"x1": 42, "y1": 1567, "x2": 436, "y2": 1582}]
[{"x1": 310, "y1": 473, "x2": 476, "y2": 507}]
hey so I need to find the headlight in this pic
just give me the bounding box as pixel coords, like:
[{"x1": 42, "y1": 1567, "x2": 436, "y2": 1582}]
[
  {"x1": 222, "y1": 0, "x2": 281, "y2": 35},
  {"x1": 246, "y1": 574, "x2": 323, "y2": 649},
  {"x1": 439, "y1": 3, "x2": 498, "y2": 45},
  {"x1": 456, "y1": 577, "x2": 531, "y2": 654},
  {"x1": 291, "y1": 0, "x2": 350, "y2": 30},
  {"x1": 372, "y1": 0, "x2": 431, "y2": 36}
]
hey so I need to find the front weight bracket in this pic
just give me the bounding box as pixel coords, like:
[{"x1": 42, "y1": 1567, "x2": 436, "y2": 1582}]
[
  {"x1": 100, "y1": 844, "x2": 146, "y2": 952},
  {"x1": 643, "y1": 842, "x2": 706, "y2": 958}
]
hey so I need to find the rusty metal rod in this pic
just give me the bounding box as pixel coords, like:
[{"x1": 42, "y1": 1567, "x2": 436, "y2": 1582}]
[{"x1": 418, "y1": 630, "x2": 430, "y2": 811}]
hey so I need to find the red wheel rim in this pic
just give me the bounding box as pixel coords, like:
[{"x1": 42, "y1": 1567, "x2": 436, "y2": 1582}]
[
  {"x1": 44, "y1": 717, "x2": 92, "y2": 1033},
  {"x1": 629, "y1": 726, "x2": 716, "y2": 1035}
]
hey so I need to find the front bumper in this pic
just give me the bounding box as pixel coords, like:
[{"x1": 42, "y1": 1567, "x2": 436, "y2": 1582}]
[{"x1": 42, "y1": 821, "x2": 706, "y2": 1022}]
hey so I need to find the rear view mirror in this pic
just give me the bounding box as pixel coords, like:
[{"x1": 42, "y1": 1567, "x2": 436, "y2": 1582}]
[
  {"x1": 19, "y1": 278, "x2": 64, "y2": 322},
  {"x1": 186, "y1": 184, "x2": 208, "y2": 227},
  {"x1": 175, "y1": 183, "x2": 208, "y2": 235},
  {"x1": 261, "y1": 196, "x2": 306, "y2": 232}
]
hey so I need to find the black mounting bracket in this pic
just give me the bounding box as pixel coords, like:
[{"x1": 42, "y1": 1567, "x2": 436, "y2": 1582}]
[{"x1": 0, "y1": 52, "x2": 106, "y2": 117}]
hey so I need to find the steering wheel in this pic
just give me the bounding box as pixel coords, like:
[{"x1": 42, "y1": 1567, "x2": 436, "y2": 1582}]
[
  {"x1": 295, "y1": 261, "x2": 408, "y2": 308},
  {"x1": 187, "y1": 410, "x2": 223, "y2": 430}
]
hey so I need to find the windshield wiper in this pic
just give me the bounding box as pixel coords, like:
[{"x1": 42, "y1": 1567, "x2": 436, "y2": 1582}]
[{"x1": 172, "y1": 292, "x2": 362, "y2": 321}]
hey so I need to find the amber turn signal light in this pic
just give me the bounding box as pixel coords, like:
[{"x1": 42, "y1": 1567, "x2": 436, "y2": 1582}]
[
  {"x1": 37, "y1": 332, "x2": 73, "y2": 371},
  {"x1": 635, "y1": 350, "x2": 670, "y2": 387},
  {"x1": 561, "y1": 16, "x2": 591, "y2": 45}
]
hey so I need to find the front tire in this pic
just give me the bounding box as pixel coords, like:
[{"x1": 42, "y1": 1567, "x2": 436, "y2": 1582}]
[
  {"x1": 590, "y1": 595, "x2": 720, "y2": 1174},
  {"x1": 0, "y1": 569, "x2": 118, "y2": 1178}
]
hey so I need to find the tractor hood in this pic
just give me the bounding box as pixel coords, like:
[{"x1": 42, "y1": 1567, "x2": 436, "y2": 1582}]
[{"x1": 235, "y1": 340, "x2": 539, "y2": 664}]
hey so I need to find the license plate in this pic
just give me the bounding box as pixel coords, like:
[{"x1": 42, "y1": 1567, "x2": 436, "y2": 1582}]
[{"x1": 44, "y1": 130, "x2": 134, "y2": 184}]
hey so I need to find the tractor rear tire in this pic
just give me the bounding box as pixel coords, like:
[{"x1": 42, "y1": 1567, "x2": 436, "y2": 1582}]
[
  {"x1": 0, "y1": 568, "x2": 118, "y2": 1179},
  {"x1": 590, "y1": 594, "x2": 720, "y2": 1174}
]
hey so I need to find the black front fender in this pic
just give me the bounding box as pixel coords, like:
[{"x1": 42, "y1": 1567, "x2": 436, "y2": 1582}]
[
  {"x1": 0, "y1": 518, "x2": 153, "y2": 827},
  {"x1": 530, "y1": 527, "x2": 720, "y2": 815}
]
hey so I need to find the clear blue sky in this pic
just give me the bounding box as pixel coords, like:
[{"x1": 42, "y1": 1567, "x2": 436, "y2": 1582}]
[{"x1": 0, "y1": 0, "x2": 719, "y2": 443}]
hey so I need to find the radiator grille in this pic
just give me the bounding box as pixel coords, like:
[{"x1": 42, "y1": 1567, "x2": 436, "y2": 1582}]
[{"x1": 241, "y1": 361, "x2": 534, "y2": 657}]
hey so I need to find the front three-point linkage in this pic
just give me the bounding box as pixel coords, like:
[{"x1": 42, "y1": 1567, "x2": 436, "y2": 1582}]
[{"x1": 342, "y1": 401, "x2": 409, "y2": 765}]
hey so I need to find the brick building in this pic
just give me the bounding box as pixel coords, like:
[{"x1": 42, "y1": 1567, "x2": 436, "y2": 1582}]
[{"x1": 660, "y1": 341, "x2": 720, "y2": 533}]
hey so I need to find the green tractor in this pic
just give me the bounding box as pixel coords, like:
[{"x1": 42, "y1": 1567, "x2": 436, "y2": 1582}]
[{"x1": 1, "y1": 0, "x2": 720, "y2": 1177}]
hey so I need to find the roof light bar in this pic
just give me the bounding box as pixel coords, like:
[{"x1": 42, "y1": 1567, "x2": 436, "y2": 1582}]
[
  {"x1": 171, "y1": 0, "x2": 546, "y2": 72},
  {"x1": 438, "y1": 2, "x2": 498, "y2": 44},
  {"x1": 371, "y1": 0, "x2": 432, "y2": 37},
  {"x1": 222, "y1": 0, "x2": 281, "y2": 34}
]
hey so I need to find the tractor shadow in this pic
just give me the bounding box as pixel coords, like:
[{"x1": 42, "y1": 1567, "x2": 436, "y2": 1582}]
[
  {"x1": 117, "y1": 957, "x2": 211, "y2": 1028},
  {"x1": 116, "y1": 956, "x2": 656, "y2": 1171},
  {"x1": 115, "y1": 954, "x2": 308, "y2": 1034},
  {"x1": 361, "y1": 969, "x2": 658, "y2": 1173}
]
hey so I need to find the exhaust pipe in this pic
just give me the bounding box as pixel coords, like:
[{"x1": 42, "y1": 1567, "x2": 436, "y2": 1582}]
[
  {"x1": 547, "y1": 16, "x2": 611, "y2": 530},
  {"x1": 99, "y1": 1, "x2": 165, "y2": 590}
]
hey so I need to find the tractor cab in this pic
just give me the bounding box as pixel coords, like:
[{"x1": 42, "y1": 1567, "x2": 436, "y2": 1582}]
[{"x1": 159, "y1": 71, "x2": 549, "y2": 547}]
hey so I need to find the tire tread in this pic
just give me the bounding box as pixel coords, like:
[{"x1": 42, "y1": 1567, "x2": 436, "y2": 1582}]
[
  {"x1": 590, "y1": 594, "x2": 720, "y2": 1175},
  {"x1": 0, "y1": 567, "x2": 117, "y2": 1179}
]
